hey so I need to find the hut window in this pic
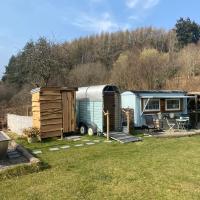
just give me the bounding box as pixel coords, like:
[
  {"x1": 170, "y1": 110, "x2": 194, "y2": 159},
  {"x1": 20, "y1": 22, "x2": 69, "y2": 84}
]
[
  {"x1": 143, "y1": 99, "x2": 160, "y2": 111},
  {"x1": 165, "y1": 99, "x2": 180, "y2": 111}
]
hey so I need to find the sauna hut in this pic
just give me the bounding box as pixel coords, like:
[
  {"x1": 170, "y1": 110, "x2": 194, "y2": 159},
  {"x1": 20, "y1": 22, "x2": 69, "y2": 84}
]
[
  {"x1": 121, "y1": 90, "x2": 190, "y2": 128},
  {"x1": 31, "y1": 87, "x2": 77, "y2": 138},
  {"x1": 76, "y1": 85, "x2": 122, "y2": 135}
]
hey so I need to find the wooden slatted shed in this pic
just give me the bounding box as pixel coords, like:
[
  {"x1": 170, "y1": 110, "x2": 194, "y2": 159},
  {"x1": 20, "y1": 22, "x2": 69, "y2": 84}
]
[{"x1": 31, "y1": 87, "x2": 78, "y2": 138}]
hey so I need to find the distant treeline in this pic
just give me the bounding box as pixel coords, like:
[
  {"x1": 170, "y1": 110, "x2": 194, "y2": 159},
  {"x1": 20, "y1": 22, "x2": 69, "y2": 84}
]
[{"x1": 1, "y1": 17, "x2": 200, "y2": 106}]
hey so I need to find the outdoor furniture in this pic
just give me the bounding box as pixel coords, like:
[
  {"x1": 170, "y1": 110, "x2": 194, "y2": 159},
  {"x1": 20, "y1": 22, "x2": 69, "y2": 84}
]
[
  {"x1": 169, "y1": 113, "x2": 175, "y2": 119},
  {"x1": 166, "y1": 118, "x2": 176, "y2": 132},
  {"x1": 144, "y1": 115, "x2": 156, "y2": 132},
  {"x1": 176, "y1": 118, "x2": 189, "y2": 131}
]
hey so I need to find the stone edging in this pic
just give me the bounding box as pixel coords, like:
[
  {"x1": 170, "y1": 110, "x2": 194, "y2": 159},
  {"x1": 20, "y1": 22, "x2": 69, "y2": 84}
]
[{"x1": 10, "y1": 140, "x2": 40, "y2": 164}]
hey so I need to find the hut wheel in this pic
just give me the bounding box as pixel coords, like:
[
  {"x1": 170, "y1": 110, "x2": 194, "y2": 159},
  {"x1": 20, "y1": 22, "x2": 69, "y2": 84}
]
[
  {"x1": 80, "y1": 125, "x2": 87, "y2": 135},
  {"x1": 88, "y1": 127, "x2": 94, "y2": 136}
]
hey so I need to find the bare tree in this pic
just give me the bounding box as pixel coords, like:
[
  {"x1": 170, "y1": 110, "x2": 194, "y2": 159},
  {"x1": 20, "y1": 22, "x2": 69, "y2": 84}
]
[
  {"x1": 68, "y1": 62, "x2": 108, "y2": 87},
  {"x1": 26, "y1": 37, "x2": 58, "y2": 87}
]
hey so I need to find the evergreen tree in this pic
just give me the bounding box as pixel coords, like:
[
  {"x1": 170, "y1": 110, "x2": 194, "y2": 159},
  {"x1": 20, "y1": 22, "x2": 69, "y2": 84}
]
[{"x1": 175, "y1": 17, "x2": 200, "y2": 47}]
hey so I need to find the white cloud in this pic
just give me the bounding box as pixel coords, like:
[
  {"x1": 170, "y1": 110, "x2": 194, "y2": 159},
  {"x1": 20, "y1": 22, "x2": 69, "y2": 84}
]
[
  {"x1": 64, "y1": 0, "x2": 160, "y2": 33},
  {"x1": 126, "y1": 0, "x2": 160, "y2": 23},
  {"x1": 72, "y1": 12, "x2": 128, "y2": 33},
  {"x1": 126, "y1": 0, "x2": 159, "y2": 9},
  {"x1": 89, "y1": 0, "x2": 103, "y2": 3},
  {"x1": 128, "y1": 15, "x2": 140, "y2": 20},
  {"x1": 143, "y1": 0, "x2": 159, "y2": 9},
  {"x1": 126, "y1": 0, "x2": 139, "y2": 8}
]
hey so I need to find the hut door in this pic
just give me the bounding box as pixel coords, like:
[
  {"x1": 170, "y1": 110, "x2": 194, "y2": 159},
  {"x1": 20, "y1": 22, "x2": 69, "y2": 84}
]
[
  {"x1": 103, "y1": 92, "x2": 115, "y2": 131},
  {"x1": 61, "y1": 91, "x2": 76, "y2": 133}
]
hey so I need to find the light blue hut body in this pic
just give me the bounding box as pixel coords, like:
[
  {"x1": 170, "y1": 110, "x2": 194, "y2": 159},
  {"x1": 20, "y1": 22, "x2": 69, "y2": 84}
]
[
  {"x1": 121, "y1": 90, "x2": 188, "y2": 127},
  {"x1": 76, "y1": 85, "x2": 122, "y2": 133}
]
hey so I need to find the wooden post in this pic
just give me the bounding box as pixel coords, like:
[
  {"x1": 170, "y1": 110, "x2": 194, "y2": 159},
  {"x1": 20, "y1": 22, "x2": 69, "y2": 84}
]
[
  {"x1": 103, "y1": 110, "x2": 110, "y2": 140},
  {"x1": 107, "y1": 111, "x2": 110, "y2": 140},
  {"x1": 127, "y1": 110, "x2": 130, "y2": 134},
  {"x1": 61, "y1": 128, "x2": 63, "y2": 140}
]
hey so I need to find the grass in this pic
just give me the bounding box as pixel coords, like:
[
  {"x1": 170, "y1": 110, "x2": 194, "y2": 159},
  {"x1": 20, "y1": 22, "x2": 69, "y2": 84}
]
[
  {"x1": 1, "y1": 135, "x2": 200, "y2": 200},
  {"x1": 0, "y1": 162, "x2": 45, "y2": 181}
]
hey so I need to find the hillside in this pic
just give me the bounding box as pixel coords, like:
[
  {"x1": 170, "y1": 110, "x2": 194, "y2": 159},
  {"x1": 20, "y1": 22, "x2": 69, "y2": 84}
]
[{"x1": 1, "y1": 18, "x2": 200, "y2": 107}]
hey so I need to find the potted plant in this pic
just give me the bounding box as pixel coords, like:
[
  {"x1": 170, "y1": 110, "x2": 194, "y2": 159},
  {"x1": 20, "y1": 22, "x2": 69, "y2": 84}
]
[{"x1": 23, "y1": 127, "x2": 41, "y2": 143}]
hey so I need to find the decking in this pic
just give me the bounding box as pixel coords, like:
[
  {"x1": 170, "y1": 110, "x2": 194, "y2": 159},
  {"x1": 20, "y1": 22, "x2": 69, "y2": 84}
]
[{"x1": 104, "y1": 132, "x2": 142, "y2": 143}]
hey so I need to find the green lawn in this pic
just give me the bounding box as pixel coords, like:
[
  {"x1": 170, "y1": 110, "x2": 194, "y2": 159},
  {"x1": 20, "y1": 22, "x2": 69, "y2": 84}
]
[{"x1": 1, "y1": 135, "x2": 200, "y2": 200}]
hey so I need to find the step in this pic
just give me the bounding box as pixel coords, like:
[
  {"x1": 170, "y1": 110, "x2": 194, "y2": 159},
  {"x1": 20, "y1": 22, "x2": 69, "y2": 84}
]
[{"x1": 104, "y1": 132, "x2": 142, "y2": 143}]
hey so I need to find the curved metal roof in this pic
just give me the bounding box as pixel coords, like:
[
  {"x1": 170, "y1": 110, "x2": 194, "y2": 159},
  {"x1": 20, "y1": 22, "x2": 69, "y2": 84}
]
[
  {"x1": 76, "y1": 84, "x2": 119, "y2": 101},
  {"x1": 121, "y1": 90, "x2": 189, "y2": 98},
  {"x1": 130, "y1": 90, "x2": 186, "y2": 94}
]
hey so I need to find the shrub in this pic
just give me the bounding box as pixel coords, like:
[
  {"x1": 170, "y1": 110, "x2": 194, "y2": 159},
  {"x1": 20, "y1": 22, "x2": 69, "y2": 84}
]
[{"x1": 23, "y1": 127, "x2": 40, "y2": 138}]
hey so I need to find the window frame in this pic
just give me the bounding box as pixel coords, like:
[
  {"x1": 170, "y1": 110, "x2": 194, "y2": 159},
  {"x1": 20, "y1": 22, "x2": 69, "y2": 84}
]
[
  {"x1": 143, "y1": 98, "x2": 160, "y2": 112},
  {"x1": 165, "y1": 98, "x2": 181, "y2": 111}
]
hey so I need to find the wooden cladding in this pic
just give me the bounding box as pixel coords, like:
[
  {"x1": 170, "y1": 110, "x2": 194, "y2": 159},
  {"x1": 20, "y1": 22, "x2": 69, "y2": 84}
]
[
  {"x1": 32, "y1": 87, "x2": 77, "y2": 139},
  {"x1": 142, "y1": 98, "x2": 183, "y2": 113}
]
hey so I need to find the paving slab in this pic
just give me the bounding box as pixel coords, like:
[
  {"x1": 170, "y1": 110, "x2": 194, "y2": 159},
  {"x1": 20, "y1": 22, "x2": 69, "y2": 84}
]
[
  {"x1": 49, "y1": 147, "x2": 60, "y2": 151},
  {"x1": 74, "y1": 144, "x2": 84, "y2": 147},
  {"x1": 86, "y1": 142, "x2": 95, "y2": 145},
  {"x1": 0, "y1": 143, "x2": 35, "y2": 170},
  {"x1": 93, "y1": 140, "x2": 100, "y2": 143},
  {"x1": 82, "y1": 139, "x2": 91, "y2": 142},
  {"x1": 32, "y1": 150, "x2": 42, "y2": 154},
  {"x1": 7, "y1": 151, "x2": 19, "y2": 156},
  {"x1": 65, "y1": 136, "x2": 82, "y2": 140},
  {"x1": 104, "y1": 140, "x2": 112, "y2": 143},
  {"x1": 8, "y1": 153, "x2": 21, "y2": 159},
  {"x1": 60, "y1": 145, "x2": 70, "y2": 149},
  {"x1": 7, "y1": 149, "x2": 16, "y2": 153}
]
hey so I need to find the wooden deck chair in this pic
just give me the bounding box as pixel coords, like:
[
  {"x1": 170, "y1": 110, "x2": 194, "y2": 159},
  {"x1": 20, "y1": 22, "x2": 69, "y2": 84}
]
[{"x1": 166, "y1": 118, "x2": 176, "y2": 132}]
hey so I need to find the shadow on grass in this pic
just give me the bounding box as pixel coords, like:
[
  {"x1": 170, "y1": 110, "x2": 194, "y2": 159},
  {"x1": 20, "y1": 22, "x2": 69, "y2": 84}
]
[{"x1": 0, "y1": 160, "x2": 50, "y2": 181}]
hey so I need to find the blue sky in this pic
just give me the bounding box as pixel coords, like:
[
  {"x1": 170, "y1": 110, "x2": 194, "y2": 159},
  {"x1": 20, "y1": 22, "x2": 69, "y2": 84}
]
[{"x1": 0, "y1": 0, "x2": 200, "y2": 77}]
